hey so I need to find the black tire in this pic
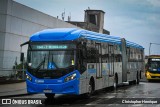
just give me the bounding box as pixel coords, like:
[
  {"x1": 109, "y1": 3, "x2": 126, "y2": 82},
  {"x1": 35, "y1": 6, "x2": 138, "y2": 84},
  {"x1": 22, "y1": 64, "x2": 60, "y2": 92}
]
[
  {"x1": 45, "y1": 93, "x2": 55, "y2": 99},
  {"x1": 133, "y1": 80, "x2": 137, "y2": 84},
  {"x1": 84, "y1": 79, "x2": 94, "y2": 98},
  {"x1": 136, "y1": 72, "x2": 139, "y2": 84},
  {"x1": 129, "y1": 81, "x2": 132, "y2": 85},
  {"x1": 114, "y1": 74, "x2": 118, "y2": 90},
  {"x1": 140, "y1": 70, "x2": 142, "y2": 79}
]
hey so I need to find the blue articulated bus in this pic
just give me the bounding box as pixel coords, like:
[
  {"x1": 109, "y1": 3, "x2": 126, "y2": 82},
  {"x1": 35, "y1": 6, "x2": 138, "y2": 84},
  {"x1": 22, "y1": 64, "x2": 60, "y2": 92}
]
[{"x1": 20, "y1": 28, "x2": 144, "y2": 99}]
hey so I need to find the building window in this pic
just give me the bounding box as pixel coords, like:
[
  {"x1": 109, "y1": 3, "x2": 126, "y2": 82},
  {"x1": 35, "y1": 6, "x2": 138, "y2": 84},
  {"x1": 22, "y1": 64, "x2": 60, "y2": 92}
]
[{"x1": 89, "y1": 14, "x2": 97, "y2": 25}]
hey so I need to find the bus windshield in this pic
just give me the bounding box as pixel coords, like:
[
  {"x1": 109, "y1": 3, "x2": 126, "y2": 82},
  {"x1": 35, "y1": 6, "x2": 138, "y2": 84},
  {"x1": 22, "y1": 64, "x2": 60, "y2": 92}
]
[
  {"x1": 27, "y1": 43, "x2": 76, "y2": 70},
  {"x1": 148, "y1": 58, "x2": 160, "y2": 71}
]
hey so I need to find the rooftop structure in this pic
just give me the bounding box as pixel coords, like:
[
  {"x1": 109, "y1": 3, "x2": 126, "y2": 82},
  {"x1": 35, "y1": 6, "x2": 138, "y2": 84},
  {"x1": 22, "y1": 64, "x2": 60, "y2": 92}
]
[{"x1": 67, "y1": 9, "x2": 110, "y2": 35}]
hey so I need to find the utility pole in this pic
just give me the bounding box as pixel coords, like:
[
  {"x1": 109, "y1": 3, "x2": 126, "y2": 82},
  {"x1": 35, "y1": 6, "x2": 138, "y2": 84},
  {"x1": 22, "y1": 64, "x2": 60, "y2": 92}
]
[
  {"x1": 14, "y1": 57, "x2": 17, "y2": 80},
  {"x1": 62, "y1": 9, "x2": 65, "y2": 21}
]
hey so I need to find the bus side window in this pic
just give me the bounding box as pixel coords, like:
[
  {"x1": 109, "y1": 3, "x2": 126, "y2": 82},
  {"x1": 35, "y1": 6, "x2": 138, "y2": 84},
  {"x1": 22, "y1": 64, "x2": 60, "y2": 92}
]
[
  {"x1": 77, "y1": 49, "x2": 86, "y2": 73},
  {"x1": 82, "y1": 43, "x2": 87, "y2": 59},
  {"x1": 114, "y1": 54, "x2": 122, "y2": 62}
]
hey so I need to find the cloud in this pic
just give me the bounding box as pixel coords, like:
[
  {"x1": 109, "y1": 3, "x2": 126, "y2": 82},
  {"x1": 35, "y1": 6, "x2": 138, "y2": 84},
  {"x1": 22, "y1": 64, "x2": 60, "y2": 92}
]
[
  {"x1": 14, "y1": 0, "x2": 160, "y2": 55},
  {"x1": 104, "y1": 0, "x2": 160, "y2": 55},
  {"x1": 147, "y1": 0, "x2": 160, "y2": 7}
]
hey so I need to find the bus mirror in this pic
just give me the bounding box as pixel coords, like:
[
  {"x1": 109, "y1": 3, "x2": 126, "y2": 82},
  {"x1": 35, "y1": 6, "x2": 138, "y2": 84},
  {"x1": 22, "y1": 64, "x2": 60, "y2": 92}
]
[
  {"x1": 145, "y1": 63, "x2": 149, "y2": 71},
  {"x1": 20, "y1": 52, "x2": 24, "y2": 62}
]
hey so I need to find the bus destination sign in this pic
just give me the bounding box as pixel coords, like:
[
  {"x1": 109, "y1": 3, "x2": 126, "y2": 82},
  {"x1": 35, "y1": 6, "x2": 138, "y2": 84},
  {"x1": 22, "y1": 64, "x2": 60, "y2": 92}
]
[
  {"x1": 34, "y1": 45, "x2": 68, "y2": 50},
  {"x1": 151, "y1": 59, "x2": 160, "y2": 61},
  {"x1": 37, "y1": 45, "x2": 67, "y2": 49}
]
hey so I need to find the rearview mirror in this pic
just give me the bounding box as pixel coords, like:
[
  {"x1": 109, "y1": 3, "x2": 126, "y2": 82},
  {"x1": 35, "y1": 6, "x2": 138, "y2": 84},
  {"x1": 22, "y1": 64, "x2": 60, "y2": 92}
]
[{"x1": 145, "y1": 63, "x2": 149, "y2": 71}]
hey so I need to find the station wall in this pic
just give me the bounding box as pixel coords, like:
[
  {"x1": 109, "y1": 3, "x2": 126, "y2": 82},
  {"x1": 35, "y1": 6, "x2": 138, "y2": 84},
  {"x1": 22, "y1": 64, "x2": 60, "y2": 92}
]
[{"x1": 0, "y1": 0, "x2": 79, "y2": 76}]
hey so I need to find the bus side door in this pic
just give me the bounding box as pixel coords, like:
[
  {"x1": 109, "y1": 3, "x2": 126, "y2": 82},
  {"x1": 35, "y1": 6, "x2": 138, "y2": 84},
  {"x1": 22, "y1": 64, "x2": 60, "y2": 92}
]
[
  {"x1": 95, "y1": 43, "x2": 102, "y2": 78},
  {"x1": 121, "y1": 38, "x2": 127, "y2": 82},
  {"x1": 108, "y1": 45, "x2": 114, "y2": 77}
]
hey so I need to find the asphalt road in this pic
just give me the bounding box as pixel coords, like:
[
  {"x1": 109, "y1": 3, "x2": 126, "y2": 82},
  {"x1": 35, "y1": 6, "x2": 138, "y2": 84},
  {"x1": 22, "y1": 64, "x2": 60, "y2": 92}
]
[{"x1": 1, "y1": 81, "x2": 160, "y2": 107}]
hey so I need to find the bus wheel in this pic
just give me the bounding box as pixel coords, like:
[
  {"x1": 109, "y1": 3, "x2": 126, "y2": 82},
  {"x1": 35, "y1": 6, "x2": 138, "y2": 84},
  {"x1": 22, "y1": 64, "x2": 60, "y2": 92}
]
[
  {"x1": 136, "y1": 72, "x2": 139, "y2": 84},
  {"x1": 45, "y1": 93, "x2": 55, "y2": 99},
  {"x1": 84, "y1": 79, "x2": 94, "y2": 98},
  {"x1": 114, "y1": 74, "x2": 118, "y2": 90},
  {"x1": 140, "y1": 70, "x2": 142, "y2": 79}
]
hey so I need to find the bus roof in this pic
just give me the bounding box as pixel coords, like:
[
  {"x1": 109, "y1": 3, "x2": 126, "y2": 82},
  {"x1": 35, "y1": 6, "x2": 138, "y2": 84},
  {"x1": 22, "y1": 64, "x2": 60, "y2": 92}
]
[
  {"x1": 148, "y1": 55, "x2": 160, "y2": 58},
  {"x1": 30, "y1": 28, "x2": 144, "y2": 49}
]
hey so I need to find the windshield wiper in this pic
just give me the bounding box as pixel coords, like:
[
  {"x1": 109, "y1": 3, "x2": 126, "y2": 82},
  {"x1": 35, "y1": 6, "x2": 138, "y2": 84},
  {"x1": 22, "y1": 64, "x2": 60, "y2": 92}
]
[{"x1": 35, "y1": 55, "x2": 46, "y2": 72}]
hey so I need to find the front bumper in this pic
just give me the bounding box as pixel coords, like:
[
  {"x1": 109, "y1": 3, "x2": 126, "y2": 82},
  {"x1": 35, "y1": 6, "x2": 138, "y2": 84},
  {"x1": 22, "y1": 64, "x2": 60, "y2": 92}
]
[
  {"x1": 26, "y1": 71, "x2": 79, "y2": 95},
  {"x1": 146, "y1": 71, "x2": 160, "y2": 80}
]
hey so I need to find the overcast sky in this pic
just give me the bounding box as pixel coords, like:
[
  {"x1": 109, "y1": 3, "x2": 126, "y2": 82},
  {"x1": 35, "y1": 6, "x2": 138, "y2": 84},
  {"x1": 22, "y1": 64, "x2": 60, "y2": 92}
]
[{"x1": 14, "y1": 0, "x2": 160, "y2": 55}]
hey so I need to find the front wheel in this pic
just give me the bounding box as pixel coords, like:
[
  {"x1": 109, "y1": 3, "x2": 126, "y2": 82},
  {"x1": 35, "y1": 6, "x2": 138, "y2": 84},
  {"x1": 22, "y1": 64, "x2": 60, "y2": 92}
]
[
  {"x1": 45, "y1": 93, "x2": 55, "y2": 99},
  {"x1": 114, "y1": 74, "x2": 118, "y2": 90},
  {"x1": 136, "y1": 72, "x2": 139, "y2": 84},
  {"x1": 84, "y1": 80, "x2": 94, "y2": 98}
]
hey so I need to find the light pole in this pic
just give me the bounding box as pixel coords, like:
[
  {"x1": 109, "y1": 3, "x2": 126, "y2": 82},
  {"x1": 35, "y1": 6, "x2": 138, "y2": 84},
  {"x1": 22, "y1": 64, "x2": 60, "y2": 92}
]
[{"x1": 149, "y1": 42, "x2": 160, "y2": 55}]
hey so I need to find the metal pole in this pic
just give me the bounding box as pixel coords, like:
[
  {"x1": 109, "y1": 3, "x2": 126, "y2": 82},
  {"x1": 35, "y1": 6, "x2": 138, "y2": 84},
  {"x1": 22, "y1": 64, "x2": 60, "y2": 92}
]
[
  {"x1": 14, "y1": 65, "x2": 16, "y2": 80},
  {"x1": 14, "y1": 57, "x2": 17, "y2": 80},
  {"x1": 149, "y1": 43, "x2": 151, "y2": 56},
  {"x1": 22, "y1": 57, "x2": 24, "y2": 80}
]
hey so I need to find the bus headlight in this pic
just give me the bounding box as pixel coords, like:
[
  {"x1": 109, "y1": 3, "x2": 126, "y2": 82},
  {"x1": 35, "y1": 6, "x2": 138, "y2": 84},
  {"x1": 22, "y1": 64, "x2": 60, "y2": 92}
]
[
  {"x1": 146, "y1": 72, "x2": 150, "y2": 76},
  {"x1": 26, "y1": 74, "x2": 32, "y2": 81},
  {"x1": 65, "y1": 73, "x2": 76, "y2": 82}
]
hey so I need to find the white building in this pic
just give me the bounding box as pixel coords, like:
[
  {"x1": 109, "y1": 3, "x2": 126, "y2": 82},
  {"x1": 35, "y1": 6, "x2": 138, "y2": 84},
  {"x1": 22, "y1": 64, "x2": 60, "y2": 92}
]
[{"x1": 0, "y1": 0, "x2": 78, "y2": 76}]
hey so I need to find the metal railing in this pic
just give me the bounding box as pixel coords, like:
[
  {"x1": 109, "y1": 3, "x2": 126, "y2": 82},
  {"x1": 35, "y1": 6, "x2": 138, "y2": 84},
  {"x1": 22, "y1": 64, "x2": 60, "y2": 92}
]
[
  {"x1": 0, "y1": 56, "x2": 26, "y2": 80},
  {"x1": 0, "y1": 68, "x2": 26, "y2": 80}
]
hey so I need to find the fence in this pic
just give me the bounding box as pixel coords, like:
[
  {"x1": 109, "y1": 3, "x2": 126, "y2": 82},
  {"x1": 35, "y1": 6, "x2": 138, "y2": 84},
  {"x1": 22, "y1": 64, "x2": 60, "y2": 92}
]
[
  {"x1": 0, "y1": 56, "x2": 26, "y2": 80},
  {"x1": 0, "y1": 69, "x2": 26, "y2": 80}
]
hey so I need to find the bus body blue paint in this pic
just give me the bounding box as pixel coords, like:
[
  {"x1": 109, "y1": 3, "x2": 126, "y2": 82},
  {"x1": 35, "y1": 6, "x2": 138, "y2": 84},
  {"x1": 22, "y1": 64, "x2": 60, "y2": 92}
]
[
  {"x1": 26, "y1": 70, "x2": 80, "y2": 95},
  {"x1": 30, "y1": 28, "x2": 143, "y2": 49},
  {"x1": 24, "y1": 28, "x2": 144, "y2": 96}
]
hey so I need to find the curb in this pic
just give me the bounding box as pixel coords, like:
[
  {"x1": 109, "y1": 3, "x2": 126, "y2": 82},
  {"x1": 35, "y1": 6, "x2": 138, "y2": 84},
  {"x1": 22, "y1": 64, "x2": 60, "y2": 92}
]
[{"x1": 0, "y1": 80, "x2": 25, "y2": 85}]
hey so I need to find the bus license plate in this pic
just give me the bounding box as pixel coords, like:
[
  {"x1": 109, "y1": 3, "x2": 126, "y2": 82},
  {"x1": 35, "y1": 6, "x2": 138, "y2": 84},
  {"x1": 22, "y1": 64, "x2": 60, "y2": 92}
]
[{"x1": 43, "y1": 90, "x2": 52, "y2": 93}]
